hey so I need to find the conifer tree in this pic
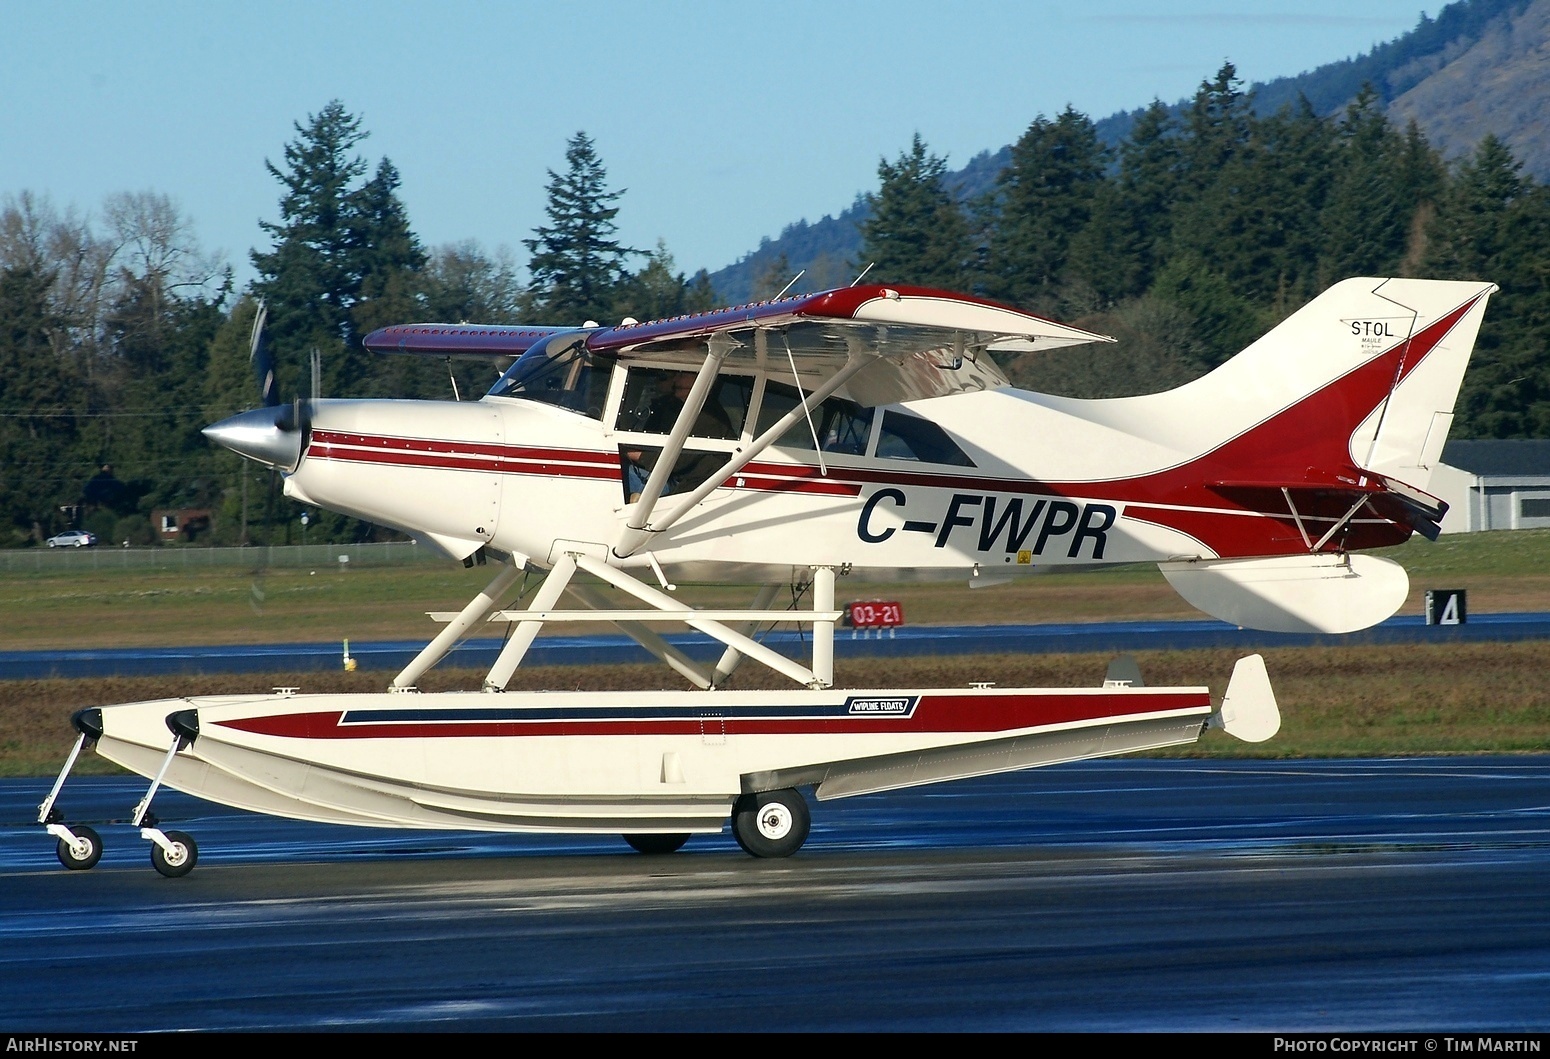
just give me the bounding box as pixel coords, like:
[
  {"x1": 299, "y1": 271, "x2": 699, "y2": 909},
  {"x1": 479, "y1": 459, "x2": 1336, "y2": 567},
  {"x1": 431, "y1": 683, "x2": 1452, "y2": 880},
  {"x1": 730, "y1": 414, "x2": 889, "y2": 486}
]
[
  {"x1": 1113, "y1": 100, "x2": 1182, "y2": 297},
  {"x1": 525, "y1": 132, "x2": 636, "y2": 325},
  {"x1": 1181, "y1": 62, "x2": 1255, "y2": 180},
  {"x1": 1320, "y1": 86, "x2": 1413, "y2": 283},
  {"x1": 1427, "y1": 136, "x2": 1550, "y2": 437},
  {"x1": 684, "y1": 269, "x2": 719, "y2": 312},
  {"x1": 252, "y1": 102, "x2": 423, "y2": 400},
  {"x1": 348, "y1": 159, "x2": 427, "y2": 334},
  {"x1": 752, "y1": 252, "x2": 795, "y2": 300},
  {"x1": 0, "y1": 266, "x2": 85, "y2": 542},
  {"x1": 614, "y1": 241, "x2": 698, "y2": 321},
  {"x1": 1065, "y1": 180, "x2": 1143, "y2": 311},
  {"x1": 985, "y1": 107, "x2": 1107, "y2": 313},
  {"x1": 252, "y1": 102, "x2": 367, "y2": 355},
  {"x1": 858, "y1": 134, "x2": 970, "y2": 290}
]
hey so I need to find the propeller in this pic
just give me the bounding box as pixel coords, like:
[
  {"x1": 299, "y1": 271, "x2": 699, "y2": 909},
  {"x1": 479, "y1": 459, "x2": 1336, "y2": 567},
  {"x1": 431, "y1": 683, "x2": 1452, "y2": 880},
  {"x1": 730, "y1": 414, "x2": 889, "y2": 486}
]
[
  {"x1": 203, "y1": 299, "x2": 314, "y2": 472},
  {"x1": 250, "y1": 300, "x2": 279, "y2": 407}
]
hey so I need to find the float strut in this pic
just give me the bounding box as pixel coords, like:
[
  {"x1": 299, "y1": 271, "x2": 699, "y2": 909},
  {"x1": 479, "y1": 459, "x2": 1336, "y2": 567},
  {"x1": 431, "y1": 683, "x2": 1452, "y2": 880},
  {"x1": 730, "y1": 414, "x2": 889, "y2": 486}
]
[
  {"x1": 394, "y1": 557, "x2": 527, "y2": 690},
  {"x1": 37, "y1": 732, "x2": 87, "y2": 827},
  {"x1": 131, "y1": 713, "x2": 196, "y2": 855},
  {"x1": 812, "y1": 565, "x2": 836, "y2": 689},
  {"x1": 39, "y1": 708, "x2": 107, "y2": 850}
]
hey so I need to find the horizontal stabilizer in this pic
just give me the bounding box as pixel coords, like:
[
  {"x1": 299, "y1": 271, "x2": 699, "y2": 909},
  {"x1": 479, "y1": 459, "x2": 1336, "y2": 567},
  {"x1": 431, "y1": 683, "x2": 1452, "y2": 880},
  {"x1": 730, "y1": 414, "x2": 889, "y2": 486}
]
[
  {"x1": 1159, "y1": 553, "x2": 1409, "y2": 634},
  {"x1": 1214, "y1": 654, "x2": 1280, "y2": 743},
  {"x1": 1211, "y1": 471, "x2": 1449, "y2": 543},
  {"x1": 1364, "y1": 473, "x2": 1447, "y2": 540}
]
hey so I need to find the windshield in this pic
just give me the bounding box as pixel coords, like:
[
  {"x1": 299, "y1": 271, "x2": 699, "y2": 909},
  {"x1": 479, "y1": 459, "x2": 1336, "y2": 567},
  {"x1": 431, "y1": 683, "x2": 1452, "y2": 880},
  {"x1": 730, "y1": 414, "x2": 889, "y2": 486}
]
[{"x1": 486, "y1": 332, "x2": 613, "y2": 419}]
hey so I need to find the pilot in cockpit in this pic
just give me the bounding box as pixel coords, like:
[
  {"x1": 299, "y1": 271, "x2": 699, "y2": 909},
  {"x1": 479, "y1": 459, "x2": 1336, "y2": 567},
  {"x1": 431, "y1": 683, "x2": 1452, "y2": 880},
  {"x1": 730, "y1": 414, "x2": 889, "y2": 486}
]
[{"x1": 624, "y1": 371, "x2": 735, "y2": 502}]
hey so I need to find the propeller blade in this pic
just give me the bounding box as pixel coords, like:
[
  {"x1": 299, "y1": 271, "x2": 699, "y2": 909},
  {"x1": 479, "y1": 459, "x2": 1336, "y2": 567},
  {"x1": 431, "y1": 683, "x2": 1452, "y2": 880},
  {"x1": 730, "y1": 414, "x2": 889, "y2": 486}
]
[
  {"x1": 249, "y1": 300, "x2": 280, "y2": 408},
  {"x1": 299, "y1": 348, "x2": 321, "y2": 433}
]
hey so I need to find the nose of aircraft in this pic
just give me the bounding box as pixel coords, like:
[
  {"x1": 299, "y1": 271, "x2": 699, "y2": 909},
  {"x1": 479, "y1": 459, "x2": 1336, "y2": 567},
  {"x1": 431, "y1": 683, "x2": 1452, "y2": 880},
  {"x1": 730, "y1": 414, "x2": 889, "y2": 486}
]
[{"x1": 202, "y1": 406, "x2": 304, "y2": 471}]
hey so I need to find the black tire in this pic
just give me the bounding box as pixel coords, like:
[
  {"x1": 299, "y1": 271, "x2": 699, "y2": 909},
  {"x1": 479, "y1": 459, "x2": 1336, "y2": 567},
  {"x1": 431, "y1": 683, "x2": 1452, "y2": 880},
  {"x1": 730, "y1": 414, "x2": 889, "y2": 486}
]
[
  {"x1": 56, "y1": 825, "x2": 102, "y2": 871},
  {"x1": 150, "y1": 830, "x2": 198, "y2": 878},
  {"x1": 730, "y1": 789, "x2": 810, "y2": 858},
  {"x1": 624, "y1": 833, "x2": 691, "y2": 855}
]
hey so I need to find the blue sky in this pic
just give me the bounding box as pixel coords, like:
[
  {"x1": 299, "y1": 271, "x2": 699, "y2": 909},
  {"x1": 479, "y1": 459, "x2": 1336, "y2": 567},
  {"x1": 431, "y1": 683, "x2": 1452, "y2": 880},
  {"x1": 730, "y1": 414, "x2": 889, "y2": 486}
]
[{"x1": 2, "y1": 1, "x2": 1439, "y2": 289}]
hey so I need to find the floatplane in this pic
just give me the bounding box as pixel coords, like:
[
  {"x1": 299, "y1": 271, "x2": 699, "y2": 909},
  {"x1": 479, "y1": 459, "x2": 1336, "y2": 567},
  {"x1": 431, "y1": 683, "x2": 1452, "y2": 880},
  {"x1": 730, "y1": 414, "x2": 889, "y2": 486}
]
[{"x1": 39, "y1": 276, "x2": 1493, "y2": 874}]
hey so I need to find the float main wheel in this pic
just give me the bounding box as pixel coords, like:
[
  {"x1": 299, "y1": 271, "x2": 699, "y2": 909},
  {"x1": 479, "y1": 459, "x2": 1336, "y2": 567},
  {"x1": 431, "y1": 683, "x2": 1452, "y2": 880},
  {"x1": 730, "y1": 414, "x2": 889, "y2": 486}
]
[
  {"x1": 150, "y1": 830, "x2": 198, "y2": 878},
  {"x1": 56, "y1": 825, "x2": 102, "y2": 871},
  {"x1": 730, "y1": 789, "x2": 810, "y2": 858}
]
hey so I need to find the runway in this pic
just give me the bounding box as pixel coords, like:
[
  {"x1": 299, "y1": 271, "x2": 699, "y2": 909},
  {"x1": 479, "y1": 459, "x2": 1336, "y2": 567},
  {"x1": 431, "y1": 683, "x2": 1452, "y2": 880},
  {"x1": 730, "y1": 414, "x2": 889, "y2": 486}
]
[
  {"x1": 3, "y1": 758, "x2": 1548, "y2": 1031},
  {"x1": 4, "y1": 611, "x2": 1548, "y2": 678}
]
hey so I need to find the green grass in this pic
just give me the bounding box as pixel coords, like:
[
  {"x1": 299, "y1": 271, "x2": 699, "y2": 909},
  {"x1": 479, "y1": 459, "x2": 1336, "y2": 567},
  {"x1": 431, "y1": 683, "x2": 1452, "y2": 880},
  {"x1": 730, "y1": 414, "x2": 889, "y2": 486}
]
[
  {"x1": 3, "y1": 529, "x2": 1549, "y2": 776},
  {"x1": 4, "y1": 529, "x2": 1549, "y2": 652},
  {"x1": 1373, "y1": 526, "x2": 1550, "y2": 576}
]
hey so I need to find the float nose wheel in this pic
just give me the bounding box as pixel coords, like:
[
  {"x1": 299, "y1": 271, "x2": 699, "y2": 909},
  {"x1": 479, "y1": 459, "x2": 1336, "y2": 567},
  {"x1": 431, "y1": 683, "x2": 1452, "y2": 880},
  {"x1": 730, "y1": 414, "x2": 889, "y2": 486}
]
[
  {"x1": 132, "y1": 711, "x2": 202, "y2": 878},
  {"x1": 39, "y1": 721, "x2": 107, "y2": 872},
  {"x1": 731, "y1": 788, "x2": 810, "y2": 858}
]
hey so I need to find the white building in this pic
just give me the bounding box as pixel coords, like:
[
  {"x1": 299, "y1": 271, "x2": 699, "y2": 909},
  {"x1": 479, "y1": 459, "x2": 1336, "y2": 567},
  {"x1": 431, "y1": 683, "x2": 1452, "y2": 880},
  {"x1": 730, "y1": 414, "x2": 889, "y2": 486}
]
[{"x1": 1430, "y1": 440, "x2": 1550, "y2": 533}]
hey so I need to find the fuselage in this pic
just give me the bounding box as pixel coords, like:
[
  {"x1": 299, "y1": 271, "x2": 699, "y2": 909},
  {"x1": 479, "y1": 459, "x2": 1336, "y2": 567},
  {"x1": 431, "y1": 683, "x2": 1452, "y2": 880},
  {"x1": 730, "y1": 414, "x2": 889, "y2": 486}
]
[
  {"x1": 198, "y1": 276, "x2": 1496, "y2": 636},
  {"x1": 274, "y1": 363, "x2": 1396, "y2": 582}
]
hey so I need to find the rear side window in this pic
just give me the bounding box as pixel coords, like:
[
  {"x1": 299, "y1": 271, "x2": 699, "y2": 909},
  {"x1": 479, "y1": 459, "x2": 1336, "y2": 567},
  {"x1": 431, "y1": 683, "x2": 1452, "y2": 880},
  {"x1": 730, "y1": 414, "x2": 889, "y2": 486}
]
[
  {"x1": 756, "y1": 381, "x2": 874, "y2": 455},
  {"x1": 876, "y1": 411, "x2": 974, "y2": 466}
]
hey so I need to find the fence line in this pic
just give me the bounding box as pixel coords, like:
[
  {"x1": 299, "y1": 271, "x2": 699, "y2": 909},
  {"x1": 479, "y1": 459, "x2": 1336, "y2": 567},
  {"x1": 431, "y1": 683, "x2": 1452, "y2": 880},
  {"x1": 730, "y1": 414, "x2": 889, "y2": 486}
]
[{"x1": 0, "y1": 541, "x2": 446, "y2": 573}]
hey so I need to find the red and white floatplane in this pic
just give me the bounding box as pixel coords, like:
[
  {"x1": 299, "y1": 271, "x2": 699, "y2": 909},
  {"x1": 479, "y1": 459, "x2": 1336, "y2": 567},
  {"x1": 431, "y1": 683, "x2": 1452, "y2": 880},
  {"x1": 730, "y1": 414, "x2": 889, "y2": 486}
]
[{"x1": 40, "y1": 276, "x2": 1492, "y2": 873}]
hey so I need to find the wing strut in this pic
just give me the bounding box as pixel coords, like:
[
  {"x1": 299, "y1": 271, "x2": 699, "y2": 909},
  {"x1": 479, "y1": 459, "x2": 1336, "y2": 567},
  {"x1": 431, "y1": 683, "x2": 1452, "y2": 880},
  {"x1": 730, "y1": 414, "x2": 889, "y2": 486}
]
[
  {"x1": 412, "y1": 557, "x2": 845, "y2": 691},
  {"x1": 483, "y1": 553, "x2": 579, "y2": 692},
  {"x1": 624, "y1": 337, "x2": 733, "y2": 538},
  {"x1": 615, "y1": 353, "x2": 870, "y2": 558},
  {"x1": 784, "y1": 333, "x2": 828, "y2": 476}
]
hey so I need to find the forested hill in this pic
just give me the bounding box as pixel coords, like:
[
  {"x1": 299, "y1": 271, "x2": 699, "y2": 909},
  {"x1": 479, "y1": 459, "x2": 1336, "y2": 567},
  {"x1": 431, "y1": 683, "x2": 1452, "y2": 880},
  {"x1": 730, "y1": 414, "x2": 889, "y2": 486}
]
[
  {"x1": 708, "y1": 146, "x2": 1009, "y2": 304},
  {"x1": 5, "y1": 1, "x2": 1550, "y2": 550},
  {"x1": 710, "y1": 0, "x2": 1546, "y2": 304}
]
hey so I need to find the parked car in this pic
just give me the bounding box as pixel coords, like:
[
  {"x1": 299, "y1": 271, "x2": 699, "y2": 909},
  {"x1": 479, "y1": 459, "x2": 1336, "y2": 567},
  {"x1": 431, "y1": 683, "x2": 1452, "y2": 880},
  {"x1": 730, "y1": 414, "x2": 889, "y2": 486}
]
[{"x1": 45, "y1": 530, "x2": 97, "y2": 548}]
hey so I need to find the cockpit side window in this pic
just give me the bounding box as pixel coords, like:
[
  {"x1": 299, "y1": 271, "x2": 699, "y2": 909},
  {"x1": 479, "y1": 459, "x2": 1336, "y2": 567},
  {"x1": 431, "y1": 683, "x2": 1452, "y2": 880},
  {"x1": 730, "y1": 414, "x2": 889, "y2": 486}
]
[
  {"x1": 616, "y1": 367, "x2": 752, "y2": 440},
  {"x1": 487, "y1": 334, "x2": 613, "y2": 420},
  {"x1": 756, "y1": 381, "x2": 874, "y2": 455},
  {"x1": 876, "y1": 411, "x2": 974, "y2": 466}
]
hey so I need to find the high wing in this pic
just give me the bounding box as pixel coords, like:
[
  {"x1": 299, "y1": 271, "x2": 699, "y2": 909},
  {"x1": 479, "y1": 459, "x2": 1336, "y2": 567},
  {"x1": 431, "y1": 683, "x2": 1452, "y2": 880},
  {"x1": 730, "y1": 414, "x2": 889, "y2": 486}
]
[{"x1": 362, "y1": 284, "x2": 1115, "y2": 405}]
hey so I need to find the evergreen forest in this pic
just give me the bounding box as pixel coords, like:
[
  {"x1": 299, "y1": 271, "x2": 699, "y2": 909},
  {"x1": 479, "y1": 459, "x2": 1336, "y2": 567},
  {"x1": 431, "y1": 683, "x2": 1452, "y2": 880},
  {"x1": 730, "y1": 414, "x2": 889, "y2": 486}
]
[{"x1": 3, "y1": 66, "x2": 1548, "y2": 548}]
